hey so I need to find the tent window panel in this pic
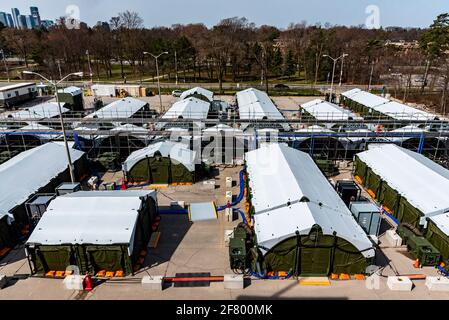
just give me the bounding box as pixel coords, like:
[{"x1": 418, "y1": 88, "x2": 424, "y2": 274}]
[
  {"x1": 365, "y1": 168, "x2": 382, "y2": 198},
  {"x1": 300, "y1": 248, "x2": 331, "y2": 276},
  {"x1": 354, "y1": 158, "x2": 367, "y2": 183},
  {"x1": 379, "y1": 182, "x2": 400, "y2": 215},
  {"x1": 333, "y1": 240, "x2": 367, "y2": 275},
  {"x1": 86, "y1": 247, "x2": 125, "y2": 272},
  {"x1": 36, "y1": 246, "x2": 73, "y2": 272},
  {"x1": 397, "y1": 198, "x2": 423, "y2": 227},
  {"x1": 264, "y1": 239, "x2": 297, "y2": 274}
]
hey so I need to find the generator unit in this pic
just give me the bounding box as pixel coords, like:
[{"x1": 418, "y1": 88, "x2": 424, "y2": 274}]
[
  {"x1": 25, "y1": 194, "x2": 56, "y2": 226},
  {"x1": 336, "y1": 180, "x2": 361, "y2": 207},
  {"x1": 56, "y1": 183, "x2": 81, "y2": 196},
  {"x1": 229, "y1": 223, "x2": 253, "y2": 271},
  {"x1": 397, "y1": 224, "x2": 441, "y2": 267},
  {"x1": 350, "y1": 202, "x2": 382, "y2": 236}
]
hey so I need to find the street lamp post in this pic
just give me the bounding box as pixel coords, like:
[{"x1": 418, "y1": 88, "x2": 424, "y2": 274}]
[
  {"x1": 144, "y1": 51, "x2": 168, "y2": 113},
  {"x1": 22, "y1": 70, "x2": 83, "y2": 183},
  {"x1": 0, "y1": 49, "x2": 10, "y2": 83},
  {"x1": 323, "y1": 53, "x2": 348, "y2": 102},
  {"x1": 174, "y1": 50, "x2": 179, "y2": 86},
  {"x1": 86, "y1": 50, "x2": 93, "y2": 83}
]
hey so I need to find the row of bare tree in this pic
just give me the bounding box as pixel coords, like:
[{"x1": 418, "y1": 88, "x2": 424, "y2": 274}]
[{"x1": 1, "y1": 11, "x2": 449, "y2": 111}]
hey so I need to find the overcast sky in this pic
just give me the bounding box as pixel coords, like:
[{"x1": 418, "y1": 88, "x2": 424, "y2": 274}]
[{"x1": 0, "y1": 0, "x2": 445, "y2": 29}]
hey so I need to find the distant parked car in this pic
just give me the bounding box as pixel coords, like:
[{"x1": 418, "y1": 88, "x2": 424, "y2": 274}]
[
  {"x1": 172, "y1": 90, "x2": 183, "y2": 97},
  {"x1": 274, "y1": 84, "x2": 290, "y2": 90}
]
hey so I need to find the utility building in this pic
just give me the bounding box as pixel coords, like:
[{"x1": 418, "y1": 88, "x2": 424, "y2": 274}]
[
  {"x1": 245, "y1": 143, "x2": 375, "y2": 276},
  {"x1": 0, "y1": 83, "x2": 37, "y2": 108},
  {"x1": 26, "y1": 190, "x2": 158, "y2": 276}
]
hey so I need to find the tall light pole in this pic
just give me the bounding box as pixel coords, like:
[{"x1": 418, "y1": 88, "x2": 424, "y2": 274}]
[
  {"x1": 0, "y1": 49, "x2": 10, "y2": 82},
  {"x1": 22, "y1": 70, "x2": 83, "y2": 183},
  {"x1": 368, "y1": 61, "x2": 375, "y2": 91},
  {"x1": 144, "y1": 51, "x2": 168, "y2": 113},
  {"x1": 174, "y1": 50, "x2": 179, "y2": 86},
  {"x1": 86, "y1": 50, "x2": 93, "y2": 83},
  {"x1": 339, "y1": 53, "x2": 348, "y2": 87},
  {"x1": 323, "y1": 53, "x2": 348, "y2": 102}
]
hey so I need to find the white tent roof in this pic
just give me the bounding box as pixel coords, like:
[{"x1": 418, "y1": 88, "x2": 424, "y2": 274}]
[
  {"x1": 373, "y1": 101, "x2": 436, "y2": 121},
  {"x1": 3, "y1": 102, "x2": 69, "y2": 121},
  {"x1": 341, "y1": 88, "x2": 437, "y2": 120},
  {"x1": 295, "y1": 125, "x2": 334, "y2": 133},
  {"x1": 123, "y1": 141, "x2": 196, "y2": 172},
  {"x1": 301, "y1": 99, "x2": 362, "y2": 121},
  {"x1": 162, "y1": 97, "x2": 210, "y2": 120},
  {"x1": 341, "y1": 88, "x2": 389, "y2": 108},
  {"x1": 237, "y1": 88, "x2": 290, "y2": 131},
  {"x1": 203, "y1": 124, "x2": 243, "y2": 134},
  {"x1": 18, "y1": 123, "x2": 62, "y2": 140},
  {"x1": 357, "y1": 144, "x2": 449, "y2": 221},
  {"x1": 86, "y1": 97, "x2": 147, "y2": 119},
  {"x1": 180, "y1": 87, "x2": 214, "y2": 102},
  {"x1": 0, "y1": 142, "x2": 85, "y2": 220},
  {"x1": 27, "y1": 190, "x2": 157, "y2": 253},
  {"x1": 246, "y1": 143, "x2": 374, "y2": 257}
]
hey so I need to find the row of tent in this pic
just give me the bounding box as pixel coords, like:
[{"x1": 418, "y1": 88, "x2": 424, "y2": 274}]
[{"x1": 354, "y1": 144, "x2": 449, "y2": 261}]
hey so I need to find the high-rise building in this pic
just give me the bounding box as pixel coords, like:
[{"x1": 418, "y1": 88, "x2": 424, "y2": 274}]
[
  {"x1": 30, "y1": 6, "x2": 41, "y2": 26},
  {"x1": 18, "y1": 15, "x2": 27, "y2": 29},
  {"x1": 0, "y1": 12, "x2": 7, "y2": 27},
  {"x1": 25, "y1": 15, "x2": 35, "y2": 29},
  {"x1": 11, "y1": 8, "x2": 20, "y2": 28},
  {"x1": 6, "y1": 13, "x2": 13, "y2": 27}
]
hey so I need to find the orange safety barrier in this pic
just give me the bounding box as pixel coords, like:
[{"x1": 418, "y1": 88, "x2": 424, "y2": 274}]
[
  {"x1": 55, "y1": 271, "x2": 65, "y2": 277},
  {"x1": 96, "y1": 270, "x2": 106, "y2": 277},
  {"x1": 339, "y1": 274, "x2": 351, "y2": 281},
  {"x1": 354, "y1": 274, "x2": 366, "y2": 281},
  {"x1": 330, "y1": 274, "x2": 339, "y2": 280},
  {"x1": 367, "y1": 189, "x2": 376, "y2": 199},
  {"x1": 278, "y1": 271, "x2": 288, "y2": 277},
  {"x1": 115, "y1": 271, "x2": 124, "y2": 278},
  {"x1": 354, "y1": 176, "x2": 362, "y2": 184},
  {"x1": 382, "y1": 206, "x2": 392, "y2": 214},
  {"x1": 64, "y1": 270, "x2": 74, "y2": 277},
  {"x1": 105, "y1": 272, "x2": 115, "y2": 278},
  {"x1": 46, "y1": 271, "x2": 56, "y2": 277}
]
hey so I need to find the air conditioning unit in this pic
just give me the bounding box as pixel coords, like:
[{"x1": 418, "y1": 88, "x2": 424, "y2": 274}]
[
  {"x1": 25, "y1": 194, "x2": 56, "y2": 225},
  {"x1": 56, "y1": 183, "x2": 81, "y2": 196}
]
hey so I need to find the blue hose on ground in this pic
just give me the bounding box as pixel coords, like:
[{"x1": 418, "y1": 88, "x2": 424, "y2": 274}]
[
  {"x1": 216, "y1": 170, "x2": 246, "y2": 212},
  {"x1": 236, "y1": 209, "x2": 249, "y2": 225},
  {"x1": 438, "y1": 265, "x2": 449, "y2": 276},
  {"x1": 249, "y1": 271, "x2": 293, "y2": 280}
]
